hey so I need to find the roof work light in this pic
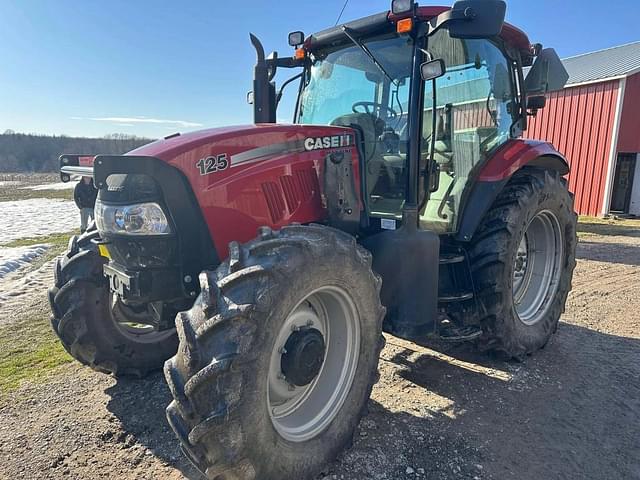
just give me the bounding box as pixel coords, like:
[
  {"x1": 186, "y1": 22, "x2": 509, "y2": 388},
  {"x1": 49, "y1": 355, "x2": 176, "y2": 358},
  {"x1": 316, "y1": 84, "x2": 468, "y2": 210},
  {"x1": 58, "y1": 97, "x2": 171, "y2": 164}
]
[{"x1": 391, "y1": 0, "x2": 414, "y2": 15}]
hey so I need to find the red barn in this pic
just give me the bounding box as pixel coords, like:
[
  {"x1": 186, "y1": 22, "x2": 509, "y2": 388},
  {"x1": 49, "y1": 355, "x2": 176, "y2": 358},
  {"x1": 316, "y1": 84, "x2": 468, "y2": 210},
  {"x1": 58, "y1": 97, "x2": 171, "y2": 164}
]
[{"x1": 525, "y1": 41, "x2": 640, "y2": 217}]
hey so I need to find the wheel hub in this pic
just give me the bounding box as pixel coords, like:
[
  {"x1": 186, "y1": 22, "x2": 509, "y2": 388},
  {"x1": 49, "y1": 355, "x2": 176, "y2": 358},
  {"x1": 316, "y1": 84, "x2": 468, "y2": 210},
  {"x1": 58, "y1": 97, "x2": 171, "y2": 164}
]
[
  {"x1": 281, "y1": 328, "x2": 326, "y2": 387},
  {"x1": 267, "y1": 286, "x2": 361, "y2": 443}
]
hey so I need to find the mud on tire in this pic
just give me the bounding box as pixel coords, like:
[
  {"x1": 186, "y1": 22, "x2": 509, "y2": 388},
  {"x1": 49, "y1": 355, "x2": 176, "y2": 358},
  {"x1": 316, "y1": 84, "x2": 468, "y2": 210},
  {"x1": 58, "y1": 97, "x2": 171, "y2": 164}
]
[
  {"x1": 469, "y1": 168, "x2": 577, "y2": 359},
  {"x1": 48, "y1": 228, "x2": 178, "y2": 377},
  {"x1": 164, "y1": 224, "x2": 385, "y2": 480}
]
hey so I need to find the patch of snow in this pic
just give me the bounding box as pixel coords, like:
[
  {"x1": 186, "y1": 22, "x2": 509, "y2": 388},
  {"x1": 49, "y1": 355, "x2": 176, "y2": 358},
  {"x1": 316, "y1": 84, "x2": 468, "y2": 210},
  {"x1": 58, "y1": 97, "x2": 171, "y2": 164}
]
[
  {"x1": 0, "y1": 181, "x2": 23, "y2": 187},
  {"x1": 0, "y1": 245, "x2": 49, "y2": 280},
  {"x1": 0, "y1": 199, "x2": 79, "y2": 243},
  {"x1": 0, "y1": 247, "x2": 56, "y2": 316},
  {"x1": 22, "y1": 182, "x2": 77, "y2": 191}
]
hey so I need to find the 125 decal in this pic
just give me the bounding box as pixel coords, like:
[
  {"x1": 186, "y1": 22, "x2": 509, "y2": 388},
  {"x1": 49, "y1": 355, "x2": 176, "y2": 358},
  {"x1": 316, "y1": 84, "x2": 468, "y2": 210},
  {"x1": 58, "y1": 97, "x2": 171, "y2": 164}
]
[{"x1": 196, "y1": 154, "x2": 229, "y2": 176}]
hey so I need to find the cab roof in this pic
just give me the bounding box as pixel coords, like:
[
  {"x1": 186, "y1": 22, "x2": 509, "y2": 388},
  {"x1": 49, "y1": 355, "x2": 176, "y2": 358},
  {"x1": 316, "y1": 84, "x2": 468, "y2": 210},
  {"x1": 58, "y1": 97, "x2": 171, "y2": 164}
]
[{"x1": 307, "y1": 6, "x2": 532, "y2": 58}]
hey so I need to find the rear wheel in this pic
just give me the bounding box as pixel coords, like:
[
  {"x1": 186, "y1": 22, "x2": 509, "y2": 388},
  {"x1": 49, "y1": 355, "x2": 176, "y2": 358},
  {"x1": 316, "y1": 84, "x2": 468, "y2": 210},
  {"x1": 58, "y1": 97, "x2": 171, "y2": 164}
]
[
  {"x1": 48, "y1": 229, "x2": 178, "y2": 377},
  {"x1": 469, "y1": 169, "x2": 577, "y2": 359},
  {"x1": 164, "y1": 225, "x2": 385, "y2": 480}
]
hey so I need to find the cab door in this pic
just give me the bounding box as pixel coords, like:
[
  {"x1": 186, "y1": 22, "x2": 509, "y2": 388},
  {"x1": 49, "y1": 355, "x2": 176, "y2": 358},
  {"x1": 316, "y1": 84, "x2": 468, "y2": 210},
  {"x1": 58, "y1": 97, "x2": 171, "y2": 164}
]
[{"x1": 418, "y1": 29, "x2": 519, "y2": 234}]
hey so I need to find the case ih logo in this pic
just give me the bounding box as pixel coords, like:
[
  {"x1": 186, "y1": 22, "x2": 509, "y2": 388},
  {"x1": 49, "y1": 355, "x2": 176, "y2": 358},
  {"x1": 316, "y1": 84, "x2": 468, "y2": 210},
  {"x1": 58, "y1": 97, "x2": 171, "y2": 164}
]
[{"x1": 304, "y1": 134, "x2": 353, "y2": 151}]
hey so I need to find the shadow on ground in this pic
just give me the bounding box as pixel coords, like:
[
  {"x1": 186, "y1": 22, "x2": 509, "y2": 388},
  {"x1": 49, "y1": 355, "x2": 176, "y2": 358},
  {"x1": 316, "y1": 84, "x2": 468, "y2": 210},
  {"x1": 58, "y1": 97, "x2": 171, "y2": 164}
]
[
  {"x1": 577, "y1": 221, "x2": 640, "y2": 238},
  {"x1": 104, "y1": 322, "x2": 640, "y2": 480},
  {"x1": 338, "y1": 323, "x2": 640, "y2": 480},
  {"x1": 105, "y1": 373, "x2": 205, "y2": 479},
  {"x1": 576, "y1": 239, "x2": 640, "y2": 266}
]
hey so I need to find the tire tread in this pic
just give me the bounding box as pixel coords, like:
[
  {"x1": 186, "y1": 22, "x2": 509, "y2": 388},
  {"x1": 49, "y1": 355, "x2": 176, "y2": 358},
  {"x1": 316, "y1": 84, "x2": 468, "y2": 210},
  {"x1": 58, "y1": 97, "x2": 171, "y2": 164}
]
[{"x1": 165, "y1": 225, "x2": 385, "y2": 480}]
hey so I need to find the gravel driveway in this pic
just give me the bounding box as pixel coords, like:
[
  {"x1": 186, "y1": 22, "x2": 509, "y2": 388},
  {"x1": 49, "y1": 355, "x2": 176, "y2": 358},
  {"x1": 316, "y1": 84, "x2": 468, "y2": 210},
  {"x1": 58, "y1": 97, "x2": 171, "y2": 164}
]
[{"x1": 1, "y1": 228, "x2": 639, "y2": 480}]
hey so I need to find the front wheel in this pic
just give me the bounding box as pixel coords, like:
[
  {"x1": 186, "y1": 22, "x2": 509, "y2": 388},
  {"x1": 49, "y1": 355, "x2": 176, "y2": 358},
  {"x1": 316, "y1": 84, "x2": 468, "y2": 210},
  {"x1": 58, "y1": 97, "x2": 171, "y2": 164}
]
[
  {"x1": 164, "y1": 225, "x2": 385, "y2": 480},
  {"x1": 48, "y1": 229, "x2": 178, "y2": 377},
  {"x1": 469, "y1": 169, "x2": 577, "y2": 359}
]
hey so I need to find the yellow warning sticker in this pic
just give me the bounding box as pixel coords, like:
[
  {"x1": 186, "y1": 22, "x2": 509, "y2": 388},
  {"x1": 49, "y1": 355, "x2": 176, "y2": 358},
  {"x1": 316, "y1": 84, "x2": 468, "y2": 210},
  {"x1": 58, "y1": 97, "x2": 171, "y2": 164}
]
[{"x1": 98, "y1": 244, "x2": 111, "y2": 259}]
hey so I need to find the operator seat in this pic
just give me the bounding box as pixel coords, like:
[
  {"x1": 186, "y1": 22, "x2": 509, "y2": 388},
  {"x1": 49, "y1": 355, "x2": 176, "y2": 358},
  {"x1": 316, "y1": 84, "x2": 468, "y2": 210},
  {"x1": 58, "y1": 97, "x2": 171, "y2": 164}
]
[
  {"x1": 331, "y1": 113, "x2": 386, "y2": 197},
  {"x1": 421, "y1": 109, "x2": 453, "y2": 168}
]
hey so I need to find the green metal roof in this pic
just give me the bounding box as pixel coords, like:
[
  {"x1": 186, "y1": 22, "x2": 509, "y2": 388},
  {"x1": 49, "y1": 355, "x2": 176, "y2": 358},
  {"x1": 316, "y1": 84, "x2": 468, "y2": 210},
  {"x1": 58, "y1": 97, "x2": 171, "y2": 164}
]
[{"x1": 563, "y1": 41, "x2": 640, "y2": 86}]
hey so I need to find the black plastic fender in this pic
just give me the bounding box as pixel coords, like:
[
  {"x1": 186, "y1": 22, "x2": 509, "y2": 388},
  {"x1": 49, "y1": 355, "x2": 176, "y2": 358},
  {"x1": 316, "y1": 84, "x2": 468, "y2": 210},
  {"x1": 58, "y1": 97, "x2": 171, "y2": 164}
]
[
  {"x1": 361, "y1": 207, "x2": 440, "y2": 339},
  {"x1": 456, "y1": 157, "x2": 569, "y2": 242}
]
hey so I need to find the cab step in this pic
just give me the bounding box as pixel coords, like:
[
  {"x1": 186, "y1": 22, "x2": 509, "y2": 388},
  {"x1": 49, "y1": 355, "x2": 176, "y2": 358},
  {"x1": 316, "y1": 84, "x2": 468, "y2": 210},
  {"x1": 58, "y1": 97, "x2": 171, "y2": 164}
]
[
  {"x1": 435, "y1": 324, "x2": 482, "y2": 342},
  {"x1": 438, "y1": 291, "x2": 474, "y2": 303},
  {"x1": 439, "y1": 253, "x2": 465, "y2": 264}
]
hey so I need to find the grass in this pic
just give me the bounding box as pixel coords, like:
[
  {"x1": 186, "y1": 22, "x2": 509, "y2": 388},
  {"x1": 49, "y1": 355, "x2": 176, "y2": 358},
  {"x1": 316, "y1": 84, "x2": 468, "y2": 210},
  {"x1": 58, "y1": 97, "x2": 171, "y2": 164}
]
[
  {"x1": 2, "y1": 231, "x2": 75, "y2": 248},
  {"x1": 0, "y1": 314, "x2": 73, "y2": 397},
  {"x1": 0, "y1": 186, "x2": 73, "y2": 202},
  {"x1": 577, "y1": 216, "x2": 640, "y2": 238},
  {"x1": 0, "y1": 232, "x2": 76, "y2": 398},
  {"x1": 1, "y1": 231, "x2": 77, "y2": 270}
]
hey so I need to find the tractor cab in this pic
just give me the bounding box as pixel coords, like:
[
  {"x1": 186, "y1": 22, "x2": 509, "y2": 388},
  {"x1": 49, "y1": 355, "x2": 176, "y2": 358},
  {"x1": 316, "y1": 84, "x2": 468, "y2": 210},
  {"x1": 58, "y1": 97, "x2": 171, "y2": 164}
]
[
  {"x1": 295, "y1": 23, "x2": 519, "y2": 234},
  {"x1": 252, "y1": 1, "x2": 567, "y2": 236}
]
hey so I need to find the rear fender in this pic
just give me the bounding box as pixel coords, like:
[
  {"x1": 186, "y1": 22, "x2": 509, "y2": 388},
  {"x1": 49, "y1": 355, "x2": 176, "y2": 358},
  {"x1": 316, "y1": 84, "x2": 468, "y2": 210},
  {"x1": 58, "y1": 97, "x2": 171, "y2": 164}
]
[
  {"x1": 477, "y1": 139, "x2": 569, "y2": 182},
  {"x1": 456, "y1": 140, "x2": 569, "y2": 242}
]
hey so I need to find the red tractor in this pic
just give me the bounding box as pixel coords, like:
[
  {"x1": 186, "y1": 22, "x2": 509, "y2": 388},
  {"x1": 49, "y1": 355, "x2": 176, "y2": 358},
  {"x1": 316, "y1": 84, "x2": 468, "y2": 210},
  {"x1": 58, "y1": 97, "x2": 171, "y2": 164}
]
[{"x1": 50, "y1": 1, "x2": 576, "y2": 478}]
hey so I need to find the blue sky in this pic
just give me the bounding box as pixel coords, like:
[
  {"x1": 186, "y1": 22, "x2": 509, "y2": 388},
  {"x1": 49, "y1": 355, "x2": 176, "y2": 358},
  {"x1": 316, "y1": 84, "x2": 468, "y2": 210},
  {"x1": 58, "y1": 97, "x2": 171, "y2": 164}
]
[{"x1": 1, "y1": 0, "x2": 638, "y2": 138}]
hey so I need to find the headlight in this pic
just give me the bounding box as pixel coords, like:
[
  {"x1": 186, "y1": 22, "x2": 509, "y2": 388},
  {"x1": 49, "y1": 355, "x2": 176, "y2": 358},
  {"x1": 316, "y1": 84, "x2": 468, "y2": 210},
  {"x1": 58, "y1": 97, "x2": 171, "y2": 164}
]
[{"x1": 95, "y1": 200, "x2": 171, "y2": 235}]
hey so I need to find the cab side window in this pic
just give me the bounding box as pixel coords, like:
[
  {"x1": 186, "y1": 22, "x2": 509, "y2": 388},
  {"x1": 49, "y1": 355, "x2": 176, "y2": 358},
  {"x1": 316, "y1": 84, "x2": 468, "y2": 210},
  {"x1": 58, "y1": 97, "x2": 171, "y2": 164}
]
[{"x1": 420, "y1": 29, "x2": 516, "y2": 233}]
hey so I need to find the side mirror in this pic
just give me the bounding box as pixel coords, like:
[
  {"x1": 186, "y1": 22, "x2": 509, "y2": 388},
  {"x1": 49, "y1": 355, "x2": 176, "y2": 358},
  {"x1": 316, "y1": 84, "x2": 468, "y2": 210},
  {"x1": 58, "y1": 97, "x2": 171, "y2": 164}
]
[
  {"x1": 447, "y1": 0, "x2": 506, "y2": 39},
  {"x1": 527, "y1": 95, "x2": 546, "y2": 111},
  {"x1": 288, "y1": 31, "x2": 304, "y2": 47},
  {"x1": 525, "y1": 48, "x2": 568, "y2": 94},
  {"x1": 247, "y1": 91, "x2": 254, "y2": 105},
  {"x1": 421, "y1": 59, "x2": 446, "y2": 81}
]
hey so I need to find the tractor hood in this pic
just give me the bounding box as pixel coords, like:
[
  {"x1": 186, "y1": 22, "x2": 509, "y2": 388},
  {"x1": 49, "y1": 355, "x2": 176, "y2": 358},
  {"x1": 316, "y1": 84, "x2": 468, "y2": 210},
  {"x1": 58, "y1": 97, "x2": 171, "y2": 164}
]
[
  {"x1": 128, "y1": 124, "x2": 355, "y2": 168},
  {"x1": 125, "y1": 123, "x2": 360, "y2": 257}
]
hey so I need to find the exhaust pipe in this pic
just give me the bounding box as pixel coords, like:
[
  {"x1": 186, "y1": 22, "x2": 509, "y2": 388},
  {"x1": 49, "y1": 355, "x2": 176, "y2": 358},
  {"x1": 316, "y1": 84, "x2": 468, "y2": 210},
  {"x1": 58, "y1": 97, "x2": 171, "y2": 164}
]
[{"x1": 250, "y1": 33, "x2": 276, "y2": 123}]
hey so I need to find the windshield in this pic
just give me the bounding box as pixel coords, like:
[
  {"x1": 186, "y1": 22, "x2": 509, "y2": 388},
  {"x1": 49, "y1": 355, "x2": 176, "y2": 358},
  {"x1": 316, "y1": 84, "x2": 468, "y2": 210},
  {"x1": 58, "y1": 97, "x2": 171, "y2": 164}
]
[
  {"x1": 297, "y1": 34, "x2": 413, "y2": 126},
  {"x1": 297, "y1": 34, "x2": 414, "y2": 219}
]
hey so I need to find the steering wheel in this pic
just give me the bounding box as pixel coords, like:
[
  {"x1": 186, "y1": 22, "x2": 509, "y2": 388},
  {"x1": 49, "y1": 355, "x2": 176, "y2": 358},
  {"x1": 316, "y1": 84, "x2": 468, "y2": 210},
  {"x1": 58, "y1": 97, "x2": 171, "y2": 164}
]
[{"x1": 352, "y1": 101, "x2": 398, "y2": 119}]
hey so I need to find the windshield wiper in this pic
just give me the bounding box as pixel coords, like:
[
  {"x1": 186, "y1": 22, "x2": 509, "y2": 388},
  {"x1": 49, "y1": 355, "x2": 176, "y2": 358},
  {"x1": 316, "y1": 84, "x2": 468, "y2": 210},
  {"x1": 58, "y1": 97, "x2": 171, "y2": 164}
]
[
  {"x1": 341, "y1": 26, "x2": 399, "y2": 87},
  {"x1": 276, "y1": 72, "x2": 303, "y2": 106}
]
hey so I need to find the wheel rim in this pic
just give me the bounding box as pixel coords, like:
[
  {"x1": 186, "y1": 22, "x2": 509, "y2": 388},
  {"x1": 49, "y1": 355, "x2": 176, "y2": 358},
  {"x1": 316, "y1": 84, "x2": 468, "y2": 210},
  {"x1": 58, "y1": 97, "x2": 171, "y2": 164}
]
[
  {"x1": 110, "y1": 294, "x2": 175, "y2": 343},
  {"x1": 512, "y1": 210, "x2": 564, "y2": 326},
  {"x1": 267, "y1": 286, "x2": 360, "y2": 443}
]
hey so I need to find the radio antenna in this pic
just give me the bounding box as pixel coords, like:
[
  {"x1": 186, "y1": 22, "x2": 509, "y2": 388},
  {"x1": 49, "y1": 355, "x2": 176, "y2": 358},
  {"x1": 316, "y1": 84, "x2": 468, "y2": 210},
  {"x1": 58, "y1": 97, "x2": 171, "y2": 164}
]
[{"x1": 334, "y1": 0, "x2": 349, "y2": 25}]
